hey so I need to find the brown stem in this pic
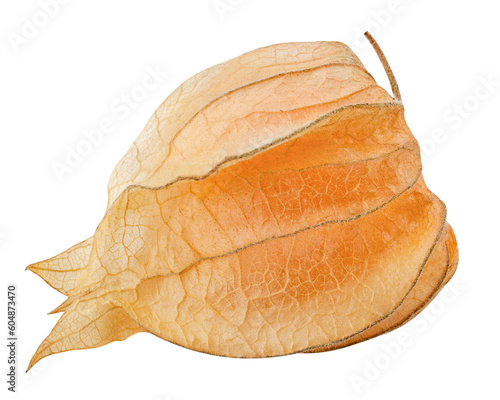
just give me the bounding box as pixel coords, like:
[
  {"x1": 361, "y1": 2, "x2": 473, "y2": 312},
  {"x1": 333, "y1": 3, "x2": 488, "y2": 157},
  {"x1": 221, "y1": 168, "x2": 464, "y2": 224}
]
[{"x1": 364, "y1": 31, "x2": 402, "y2": 103}]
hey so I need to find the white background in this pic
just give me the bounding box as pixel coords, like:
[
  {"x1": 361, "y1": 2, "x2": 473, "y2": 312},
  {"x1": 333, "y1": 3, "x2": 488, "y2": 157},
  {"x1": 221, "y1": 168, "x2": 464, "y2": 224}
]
[{"x1": 1, "y1": 1, "x2": 499, "y2": 399}]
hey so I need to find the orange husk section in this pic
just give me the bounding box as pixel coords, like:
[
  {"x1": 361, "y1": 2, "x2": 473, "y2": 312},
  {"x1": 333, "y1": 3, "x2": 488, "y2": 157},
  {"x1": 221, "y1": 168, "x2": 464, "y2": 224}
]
[{"x1": 27, "y1": 41, "x2": 458, "y2": 370}]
